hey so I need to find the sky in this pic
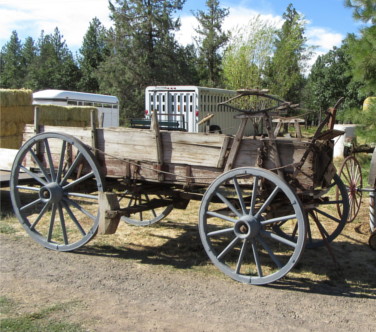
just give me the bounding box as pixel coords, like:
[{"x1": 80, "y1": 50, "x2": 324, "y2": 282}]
[{"x1": 0, "y1": 0, "x2": 363, "y2": 64}]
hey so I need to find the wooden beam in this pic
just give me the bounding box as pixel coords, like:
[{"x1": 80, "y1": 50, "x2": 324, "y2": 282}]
[
  {"x1": 98, "y1": 192, "x2": 120, "y2": 235},
  {"x1": 224, "y1": 118, "x2": 248, "y2": 172},
  {"x1": 217, "y1": 136, "x2": 231, "y2": 168},
  {"x1": 151, "y1": 109, "x2": 164, "y2": 181},
  {"x1": 91, "y1": 110, "x2": 98, "y2": 158}
]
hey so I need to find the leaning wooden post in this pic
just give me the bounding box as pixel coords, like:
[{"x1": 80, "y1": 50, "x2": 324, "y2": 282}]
[
  {"x1": 263, "y1": 113, "x2": 284, "y2": 179},
  {"x1": 151, "y1": 109, "x2": 164, "y2": 181},
  {"x1": 224, "y1": 117, "x2": 248, "y2": 172}
]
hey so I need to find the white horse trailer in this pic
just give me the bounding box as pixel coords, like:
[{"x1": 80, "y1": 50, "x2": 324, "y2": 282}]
[
  {"x1": 33, "y1": 90, "x2": 119, "y2": 127},
  {"x1": 144, "y1": 86, "x2": 255, "y2": 135}
]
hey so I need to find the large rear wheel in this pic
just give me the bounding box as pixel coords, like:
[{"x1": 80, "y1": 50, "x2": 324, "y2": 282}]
[{"x1": 199, "y1": 167, "x2": 307, "y2": 285}]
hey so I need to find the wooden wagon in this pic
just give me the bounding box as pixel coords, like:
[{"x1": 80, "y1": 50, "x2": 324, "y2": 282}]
[{"x1": 9, "y1": 90, "x2": 349, "y2": 285}]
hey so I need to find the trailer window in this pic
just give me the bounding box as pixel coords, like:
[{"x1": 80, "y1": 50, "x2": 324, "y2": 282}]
[{"x1": 67, "y1": 100, "x2": 78, "y2": 105}]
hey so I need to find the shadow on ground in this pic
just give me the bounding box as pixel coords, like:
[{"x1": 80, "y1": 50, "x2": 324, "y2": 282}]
[{"x1": 2, "y1": 187, "x2": 375, "y2": 299}]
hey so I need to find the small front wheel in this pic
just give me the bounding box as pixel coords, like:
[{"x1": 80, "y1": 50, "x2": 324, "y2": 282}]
[{"x1": 199, "y1": 167, "x2": 307, "y2": 285}]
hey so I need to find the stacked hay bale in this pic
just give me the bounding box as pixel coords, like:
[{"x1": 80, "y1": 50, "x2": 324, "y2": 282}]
[
  {"x1": 36, "y1": 105, "x2": 98, "y2": 128},
  {"x1": 0, "y1": 89, "x2": 33, "y2": 149},
  {"x1": 0, "y1": 89, "x2": 98, "y2": 149}
]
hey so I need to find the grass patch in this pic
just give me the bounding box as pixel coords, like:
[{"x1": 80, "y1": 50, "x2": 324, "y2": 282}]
[{"x1": 0, "y1": 298, "x2": 86, "y2": 332}]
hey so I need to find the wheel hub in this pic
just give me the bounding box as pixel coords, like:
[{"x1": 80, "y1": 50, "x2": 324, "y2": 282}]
[
  {"x1": 234, "y1": 215, "x2": 260, "y2": 239},
  {"x1": 39, "y1": 182, "x2": 64, "y2": 204}
]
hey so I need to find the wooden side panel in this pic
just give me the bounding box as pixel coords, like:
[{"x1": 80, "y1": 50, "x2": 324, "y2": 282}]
[
  {"x1": 22, "y1": 125, "x2": 332, "y2": 191},
  {"x1": 23, "y1": 125, "x2": 227, "y2": 169},
  {"x1": 162, "y1": 131, "x2": 225, "y2": 167}
]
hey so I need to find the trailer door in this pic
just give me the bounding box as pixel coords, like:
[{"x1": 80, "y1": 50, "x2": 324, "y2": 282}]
[{"x1": 166, "y1": 91, "x2": 197, "y2": 132}]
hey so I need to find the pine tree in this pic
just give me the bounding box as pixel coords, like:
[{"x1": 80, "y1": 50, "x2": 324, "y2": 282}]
[
  {"x1": 21, "y1": 37, "x2": 37, "y2": 88},
  {"x1": 344, "y1": 0, "x2": 376, "y2": 24},
  {"x1": 28, "y1": 28, "x2": 81, "y2": 91},
  {"x1": 98, "y1": 0, "x2": 187, "y2": 121},
  {"x1": 347, "y1": 26, "x2": 376, "y2": 97},
  {"x1": 78, "y1": 18, "x2": 109, "y2": 92},
  {"x1": 194, "y1": 0, "x2": 229, "y2": 87},
  {"x1": 0, "y1": 31, "x2": 24, "y2": 88}
]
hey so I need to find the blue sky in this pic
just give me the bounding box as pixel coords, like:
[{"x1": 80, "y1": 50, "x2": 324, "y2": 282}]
[{"x1": 0, "y1": 0, "x2": 362, "y2": 63}]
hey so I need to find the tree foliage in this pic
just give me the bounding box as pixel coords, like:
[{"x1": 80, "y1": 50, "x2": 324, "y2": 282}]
[
  {"x1": 344, "y1": 0, "x2": 376, "y2": 24},
  {"x1": 264, "y1": 4, "x2": 311, "y2": 103},
  {"x1": 28, "y1": 28, "x2": 81, "y2": 91},
  {"x1": 347, "y1": 26, "x2": 376, "y2": 96},
  {"x1": 0, "y1": 31, "x2": 24, "y2": 88},
  {"x1": 194, "y1": 0, "x2": 229, "y2": 87},
  {"x1": 222, "y1": 16, "x2": 275, "y2": 90},
  {"x1": 78, "y1": 18, "x2": 109, "y2": 92},
  {"x1": 0, "y1": 0, "x2": 375, "y2": 129},
  {"x1": 97, "y1": 0, "x2": 196, "y2": 121}
]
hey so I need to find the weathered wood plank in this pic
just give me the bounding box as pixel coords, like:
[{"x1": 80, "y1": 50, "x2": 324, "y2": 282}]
[
  {"x1": 22, "y1": 124, "x2": 332, "y2": 191},
  {"x1": 224, "y1": 117, "x2": 248, "y2": 172}
]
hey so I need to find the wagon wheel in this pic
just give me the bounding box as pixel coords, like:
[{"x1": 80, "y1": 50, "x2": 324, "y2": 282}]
[
  {"x1": 118, "y1": 187, "x2": 173, "y2": 226},
  {"x1": 10, "y1": 132, "x2": 105, "y2": 251},
  {"x1": 274, "y1": 175, "x2": 349, "y2": 249},
  {"x1": 337, "y1": 156, "x2": 363, "y2": 222},
  {"x1": 199, "y1": 167, "x2": 307, "y2": 285}
]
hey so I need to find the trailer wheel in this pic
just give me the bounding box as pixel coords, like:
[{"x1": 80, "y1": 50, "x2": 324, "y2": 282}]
[
  {"x1": 199, "y1": 167, "x2": 306, "y2": 285},
  {"x1": 209, "y1": 125, "x2": 222, "y2": 134},
  {"x1": 10, "y1": 132, "x2": 104, "y2": 251},
  {"x1": 337, "y1": 156, "x2": 363, "y2": 222}
]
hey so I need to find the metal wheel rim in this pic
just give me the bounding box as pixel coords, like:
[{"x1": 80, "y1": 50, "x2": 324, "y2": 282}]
[
  {"x1": 274, "y1": 174, "x2": 349, "y2": 249},
  {"x1": 119, "y1": 191, "x2": 173, "y2": 226},
  {"x1": 337, "y1": 156, "x2": 363, "y2": 222},
  {"x1": 10, "y1": 132, "x2": 104, "y2": 251},
  {"x1": 199, "y1": 167, "x2": 306, "y2": 285}
]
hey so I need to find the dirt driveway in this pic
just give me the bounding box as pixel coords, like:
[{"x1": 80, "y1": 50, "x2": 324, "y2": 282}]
[{"x1": 1, "y1": 229, "x2": 375, "y2": 332}]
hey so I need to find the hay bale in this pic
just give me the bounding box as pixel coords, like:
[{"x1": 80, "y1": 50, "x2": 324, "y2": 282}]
[
  {"x1": 0, "y1": 89, "x2": 32, "y2": 107},
  {"x1": 37, "y1": 105, "x2": 98, "y2": 127},
  {"x1": 0, "y1": 135, "x2": 22, "y2": 149},
  {"x1": 0, "y1": 89, "x2": 33, "y2": 149},
  {"x1": 0, "y1": 106, "x2": 34, "y2": 122},
  {"x1": 0, "y1": 121, "x2": 18, "y2": 137}
]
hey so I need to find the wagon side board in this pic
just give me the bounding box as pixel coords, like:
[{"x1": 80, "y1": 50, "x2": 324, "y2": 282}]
[{"x1": 22, "y1": 125, "x2": 333, "y2": 191}]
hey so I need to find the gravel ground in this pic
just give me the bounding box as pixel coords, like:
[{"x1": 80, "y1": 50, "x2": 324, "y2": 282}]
[{"x1": 1, "y1": 232, "x2": 375, "y2": 332}]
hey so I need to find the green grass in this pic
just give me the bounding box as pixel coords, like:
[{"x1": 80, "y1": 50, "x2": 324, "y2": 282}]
[
  {"x1": 0, "y1": 215, "x2": 18, "y2": 234},
  {"x1": 0, "y1": 297, "x2": 87, "y2": 332}
]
